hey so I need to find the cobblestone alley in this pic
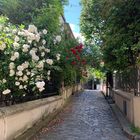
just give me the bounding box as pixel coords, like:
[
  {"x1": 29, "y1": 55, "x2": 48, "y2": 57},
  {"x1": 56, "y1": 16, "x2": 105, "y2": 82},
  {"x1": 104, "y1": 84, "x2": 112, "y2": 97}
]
[{"x1": 33, "y1": 90, "x2": 128, "y2": 140}]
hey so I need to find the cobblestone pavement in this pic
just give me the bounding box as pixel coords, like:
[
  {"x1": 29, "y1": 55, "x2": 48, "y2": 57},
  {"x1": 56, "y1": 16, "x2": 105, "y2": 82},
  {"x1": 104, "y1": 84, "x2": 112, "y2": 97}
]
[{"x1": 33, "y1": 90, "x2": 128, "y2": 140}]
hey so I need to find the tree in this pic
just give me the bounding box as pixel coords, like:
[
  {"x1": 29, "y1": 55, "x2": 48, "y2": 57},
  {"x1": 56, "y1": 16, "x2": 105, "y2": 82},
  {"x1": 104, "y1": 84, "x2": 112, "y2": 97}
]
[
  {"x1": 80, "y1": 0, "x2": 140, "y2": 71},
  {"x1": 0, "y1": 0, "x2": 68, "y2": 32}
]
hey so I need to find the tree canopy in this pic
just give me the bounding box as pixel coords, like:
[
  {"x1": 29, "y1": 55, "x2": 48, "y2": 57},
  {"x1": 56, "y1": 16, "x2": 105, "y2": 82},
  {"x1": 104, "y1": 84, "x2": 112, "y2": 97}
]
[
  {"x1": 0, "y1": 0, "x2": 68, "y2": 32},
  {"x1": 80, "y1": 0, "x2": 140, "y2": 71}
]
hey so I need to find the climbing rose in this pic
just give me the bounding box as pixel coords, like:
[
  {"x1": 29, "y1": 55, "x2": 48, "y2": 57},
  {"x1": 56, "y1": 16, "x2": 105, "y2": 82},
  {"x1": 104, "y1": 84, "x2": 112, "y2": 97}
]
[
  {"x1": 43, "y1": 29, "x2": 47, "y2": 35},
  {"x1": 36, "y1": 81, "x2": 45, "y2": 92},
  {"x1": 28, "y1": 25, "x2": 38, "y2": 33},
  {"x1": 71, "y1": 61, "x2": 76, "y2": 65},
  {"x1": 71, "y1": 48, "x2": 77, "y2": 55},
  {"x1": 46, "y1": 59, "x2": 53, "y2": 65},
  {"x1": 0, "y1": 43, "x2": 6, "y2": 51},
  {"x1": 55, "y1": 35, "x2": 61, "y2": 42},
  {"x1": 66, "y1": 56, "x2": 69, "y2": 60},
  {"x1": 2, "y1": 89, "x2": 11, "y2": 95}
]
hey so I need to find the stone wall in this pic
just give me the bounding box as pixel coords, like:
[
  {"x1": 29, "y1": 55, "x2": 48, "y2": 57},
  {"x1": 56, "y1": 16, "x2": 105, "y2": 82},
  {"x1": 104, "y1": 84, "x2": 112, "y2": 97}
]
[{"x1": 0, "y1": 84, "x2": 83, "y2": 140}]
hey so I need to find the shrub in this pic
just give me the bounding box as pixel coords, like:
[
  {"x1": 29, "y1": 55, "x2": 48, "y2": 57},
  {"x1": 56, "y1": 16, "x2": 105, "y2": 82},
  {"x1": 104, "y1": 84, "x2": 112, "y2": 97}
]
[{"x1": 0, "y1": 17, "x2": 61, "y2": 97}]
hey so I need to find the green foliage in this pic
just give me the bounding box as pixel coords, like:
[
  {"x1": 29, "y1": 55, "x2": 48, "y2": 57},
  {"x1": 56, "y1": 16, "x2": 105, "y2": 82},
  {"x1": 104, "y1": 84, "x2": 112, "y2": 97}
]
[
  {"x1": 52, "y1": 37, "x2": 82, "y2": 86},
  {"x1": 0, "y1": 0, "x2": 67, "y2": 32},
  {"x1": 0, "y1": 16, "x2": 8, "y2": 24},
  {"x1": 0, "y1": 16, "x2": 62, "y2": 96},
  {"x1": 80, "y1": 0, "x2": 140, "y2": 71},
  {"x1": 131, "y1": 125, "x2": 140, "y2": 134},
  {"x1": 0, "y1": 0, "x2": 90, "y2": 95},
  {"x1": 57, "y1": 37, "x2": 79, "y2": 61},
  {"x1": 83, "y1": 42, "x2": 102, "y2": 68},
  {"x1": 88, "y1": 67, "x2": 105, "y2": 79},
  {"x1": 80, "y1": 0, "x2": 103, "y2": 40},
  {"x1": 63, "y1": 65, "x2": 77, "y2": 86}
]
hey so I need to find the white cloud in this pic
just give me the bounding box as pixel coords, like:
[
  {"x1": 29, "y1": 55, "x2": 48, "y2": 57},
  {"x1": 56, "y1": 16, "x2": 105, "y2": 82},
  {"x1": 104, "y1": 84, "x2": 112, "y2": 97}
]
[
  {"x1": 73, "y1": 32, "x2": 85, "y2": 43},
  {"x1": 69, "y1": 23, "x2": 76, "y2": 31},
  {"x1": 69, "y1": 23, "x2": 85, "y2": 43}
]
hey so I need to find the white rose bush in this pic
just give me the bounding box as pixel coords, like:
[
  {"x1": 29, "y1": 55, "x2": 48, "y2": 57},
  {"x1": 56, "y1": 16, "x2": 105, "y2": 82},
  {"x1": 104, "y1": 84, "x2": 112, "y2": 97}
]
[{"x1": 0, "y1": 18, "x2": 61, "y2": 100}]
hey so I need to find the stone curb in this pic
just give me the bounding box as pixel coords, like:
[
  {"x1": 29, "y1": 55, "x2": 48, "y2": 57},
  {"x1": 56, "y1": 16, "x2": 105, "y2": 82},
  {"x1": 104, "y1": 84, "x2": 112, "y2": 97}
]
[
  {"x1": 15, "y1": 96, "x2": 72, "y2": 140},
  {"x1": 111, "y1": 105, "x2": 140, "y2": 140},
  {"x1": 110, "y1": 104, "x2": 135, "y2": 140},
  {"x1": 15, "y1": 109, "x2": 61, "y2": 140},
  {"x1": 15, "y1": 90, "x2": 83, "y2": 140}
]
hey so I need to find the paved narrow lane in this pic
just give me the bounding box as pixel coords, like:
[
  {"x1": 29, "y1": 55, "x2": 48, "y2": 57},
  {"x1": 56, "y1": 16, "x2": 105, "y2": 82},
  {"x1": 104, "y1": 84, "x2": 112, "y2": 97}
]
[{"x1": 33, "y1": 90, "x2": 128, "y2": 140}]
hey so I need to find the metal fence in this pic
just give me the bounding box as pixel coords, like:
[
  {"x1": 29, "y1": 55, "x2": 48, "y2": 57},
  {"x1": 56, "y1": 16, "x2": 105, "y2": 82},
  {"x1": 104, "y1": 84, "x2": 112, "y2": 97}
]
[
  {"x1": 0, "y1": 76, "x2": 81, "y2": 107},
  {"x1": 0, "y1": 88, "x2": 59, "y2": 107},
  {"x1": 0, "y1": 80, "x2": 61, "y2": 107},
  {"x1": 115, "y1": 68, "x2": 140, "y2": 95}
]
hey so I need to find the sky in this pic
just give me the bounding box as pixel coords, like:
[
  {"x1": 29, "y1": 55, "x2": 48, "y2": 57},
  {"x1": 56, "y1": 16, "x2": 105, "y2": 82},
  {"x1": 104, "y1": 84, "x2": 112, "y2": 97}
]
[{"x1": 64, "y1": 0, "x2": 84, "y2": 42}]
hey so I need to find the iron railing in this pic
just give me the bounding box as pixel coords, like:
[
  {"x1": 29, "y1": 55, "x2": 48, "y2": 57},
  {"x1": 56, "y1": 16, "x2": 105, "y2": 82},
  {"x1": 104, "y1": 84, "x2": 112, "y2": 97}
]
[
  {"x1": 0, "y1": 76, "x2": 81, "y2": 107},
  {"x1": 0, "y1": 88, "x2": 59, "y2": 107},
  {"x1": 115, "y1": 68, "x2": 140, "y2": 95}
]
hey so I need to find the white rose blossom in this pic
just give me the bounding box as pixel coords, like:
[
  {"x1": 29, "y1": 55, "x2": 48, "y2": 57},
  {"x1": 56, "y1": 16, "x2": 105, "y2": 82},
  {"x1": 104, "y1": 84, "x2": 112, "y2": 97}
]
[
  {"x1": 5, "y1": 27, "x2": 10, "y2": 32},
  {"x1": 28, "y1": 25, "x2": 38, "y2": 33},
  {"x1": 19, "y1": 77, "x2": 23, "y2": 81},
  {"x1": 14, "y1": 52, "x2": 19, "y2": 58},
  {"x1": 46, "y1": 59, "x2": 53, "y2": 65},
  {"x1": 22, "y1": 44, "x2": 30, "y2": 52},
  {"x1": 47, "y1": 70, "x2": 51, "y2": 75},
  {"x1": 22, "y1": 75, "x2": 28, "y2": 82},
  {"x1": 41, "y1": 52, "x2": 45, "y2": 57},
  {"x1": 15, "y1": 82, "x2": 20, "y2": 86},
  {"x1": 12, "y1": 29, "x2": 17, "y2": 34},
  {"x1": 10, "y1": 70, "x2": 15, "y2": 77},
  {"x1": 47, "y1": 76, "x2": 50, "y2": 81},
  {"x1": 36, "y1": 81, "x2": 45, "y2": 92},
  {"x1": 0, "y1": 43, "x2": 6, "y2": 51},
  {"x1": 18, "y1": 31, "x2": 25, "y2": 36},
  {"x1": 24, "y1": 85, "x2": 27, "y2": 89},
  {"x1": 37, "y1": 61, "x2": 44, "y2": 69},
  {"x1": 16, "y1": 71, "x2": 23, "y2": 76},
  {"x1": 19, "y1": 85, "x2": 23, "y2": 89},
  {"x1": 9, "y1": 62, "x2": 15, "y2": 69},
  {"x1": 14, "y1": 36, "x2": 20, "y2": 42},
  {"x1": 2, "y1": 79, "x2": 7, "y2": 83},
  {"x1": 1, "y1": 25, "x2": 62, "y2": 94},
  {"x1": 27, "y1": 33, "x2": 36, "y2": 42},
  {"x1": 39, "y1": 46, "x2": 45, "y2": 51},
  {"x1": 26, "y1": 71, "x2": 31, "y2": 76},
  {"x1": 42, "y1": 29, "x2": 47, "y2": 34},
  {"x1": 35, "y1": 34, "x2": 40, "y2": 42},
  {"x1": 15, "y1": 77, "x2": 18, "y2": 80},
  {"x1": 17, "y1": 65, "x2": 24, "y2": 71},
  {"x1": 42, "y1": 59, "x2": 45, "y2": 63},
  {"x1": 31, "y1": 72, "x2": 35, "y2": 77},
  {"x1": 35, "y1": 76, "x2": 42, "y2": 81},
  {"x1": 45, "y1": 48, "x2": 50, "y2": 53},
  {"x1": 56, "y1": 53, "x2": 61, "y2": 61},
  {"x1": 2, "y1": 89, "x2": 11, "y2": 95},
  {"x1": 13, "y1": 42, "x2": 20, "y2": 48},
  {"x1": 29, "y1": 49, "x2": 36, "y2": 56},
  {"x1": 32, "y1": 55, "x2": 39, "y2": 61},
  {"x1": 42, "y1": 40, "x2": 46, "y2": 45},
  {"x1": 10, "y1": 56, "x2": 16, "y2": 61},
  {"x1": 22, "y1": 61, "x2": 29, "y2": 69},
  {"x1": 55, "y1": 35, "x2": 61, "y2": 42}
]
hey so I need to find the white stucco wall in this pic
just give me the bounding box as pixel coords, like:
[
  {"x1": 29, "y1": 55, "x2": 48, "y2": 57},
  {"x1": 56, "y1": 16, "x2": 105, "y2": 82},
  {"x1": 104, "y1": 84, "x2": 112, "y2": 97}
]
[
  {"x1": 114, "y1": 90, "x2": 140, "y2": 128},
  {"x1": 0, "y1": 84, "x2": 83, "y2": 140}
]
